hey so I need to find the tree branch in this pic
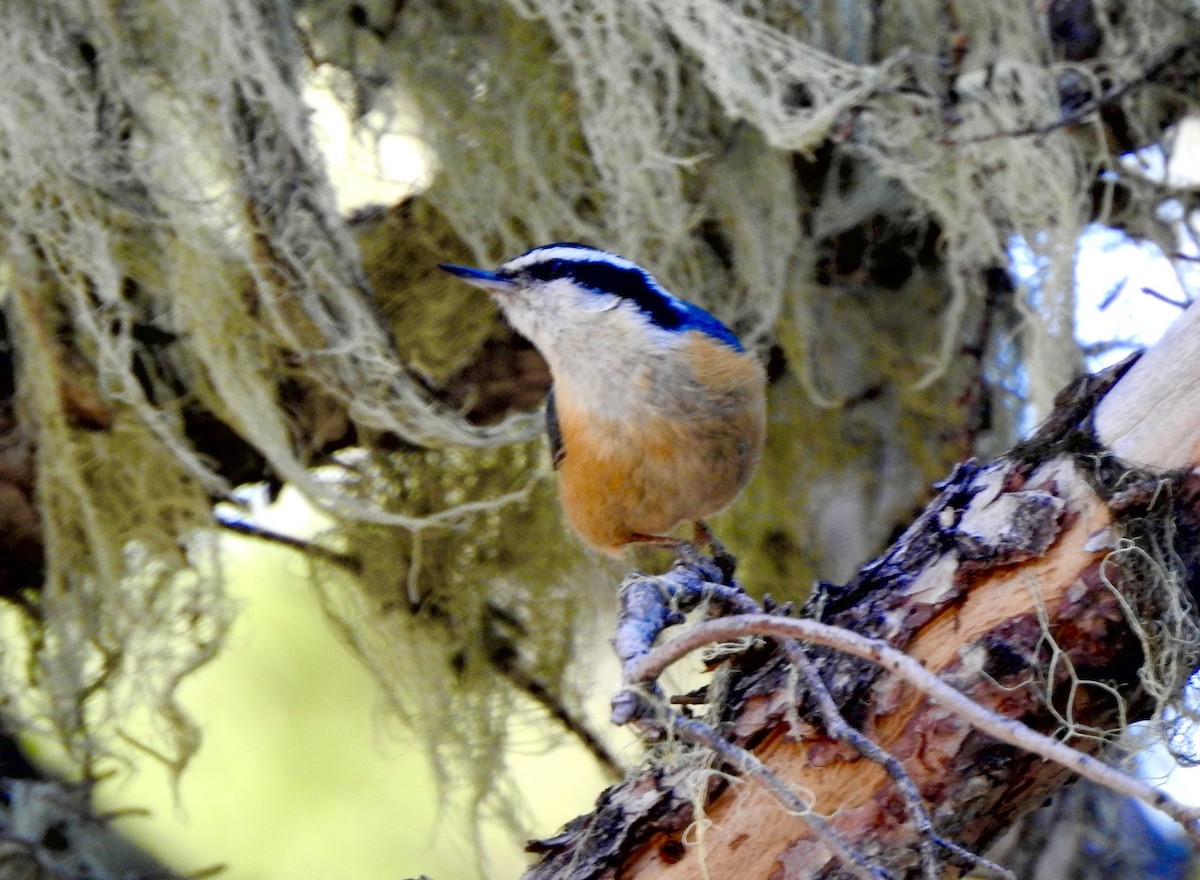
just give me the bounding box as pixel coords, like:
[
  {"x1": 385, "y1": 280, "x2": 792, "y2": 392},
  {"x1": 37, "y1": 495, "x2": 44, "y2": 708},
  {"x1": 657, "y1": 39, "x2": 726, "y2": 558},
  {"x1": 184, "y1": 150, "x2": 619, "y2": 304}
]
[
  {"x1": 626, "y1": 613, "x2": 1200, "y2": 837},
  {"x1": 524, "y1": 303, "x2": 1200, "y2": 880},
  {"x1": 939, "y1": 39, "x2": 1199, "y2": 146}
]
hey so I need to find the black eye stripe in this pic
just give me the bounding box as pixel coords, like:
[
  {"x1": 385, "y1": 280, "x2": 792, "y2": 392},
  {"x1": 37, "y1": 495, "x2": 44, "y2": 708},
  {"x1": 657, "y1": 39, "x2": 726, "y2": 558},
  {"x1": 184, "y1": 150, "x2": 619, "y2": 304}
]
[
  {"x1": 510, "y1": 247, "x2": 744, "y2": 352},
  {"x1": 524, "y1": 259, "x2": 684, "y2": 330}
]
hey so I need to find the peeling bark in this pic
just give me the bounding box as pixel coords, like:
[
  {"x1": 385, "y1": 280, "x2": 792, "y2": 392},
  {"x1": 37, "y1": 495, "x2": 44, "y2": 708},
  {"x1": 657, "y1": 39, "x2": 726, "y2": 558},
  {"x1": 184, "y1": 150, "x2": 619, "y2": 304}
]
[{"x1": 523, "y1": 308, "x2": 1200, "y2": 880}]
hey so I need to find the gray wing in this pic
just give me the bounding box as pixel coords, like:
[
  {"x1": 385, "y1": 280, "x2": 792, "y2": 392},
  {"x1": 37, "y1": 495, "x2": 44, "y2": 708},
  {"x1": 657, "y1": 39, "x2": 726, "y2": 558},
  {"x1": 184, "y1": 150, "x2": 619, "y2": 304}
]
[{"x1": 546, "y1": 385, "x2": 565, "y2": 469}]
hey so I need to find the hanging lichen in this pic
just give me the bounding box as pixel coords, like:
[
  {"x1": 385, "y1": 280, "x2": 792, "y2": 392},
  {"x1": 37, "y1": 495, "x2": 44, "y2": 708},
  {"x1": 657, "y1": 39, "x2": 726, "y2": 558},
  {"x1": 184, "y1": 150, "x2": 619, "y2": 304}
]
[{"x1": 0, "y1": 0, "x2": 1197, "y2": 862}]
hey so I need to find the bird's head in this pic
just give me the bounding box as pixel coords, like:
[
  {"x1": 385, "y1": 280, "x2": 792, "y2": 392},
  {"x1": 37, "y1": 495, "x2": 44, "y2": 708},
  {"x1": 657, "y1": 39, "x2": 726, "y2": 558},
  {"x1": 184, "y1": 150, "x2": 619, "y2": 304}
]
[{"x1": 439, "y1": 243, "x2": 742, "y2": 354}]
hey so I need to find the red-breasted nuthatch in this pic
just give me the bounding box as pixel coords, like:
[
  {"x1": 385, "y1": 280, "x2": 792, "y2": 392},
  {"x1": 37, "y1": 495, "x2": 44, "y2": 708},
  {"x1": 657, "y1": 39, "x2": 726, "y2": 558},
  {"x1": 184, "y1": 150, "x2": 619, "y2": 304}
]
[{"x1": 440, "y1": 244, "x2": 766, "y2": 560}]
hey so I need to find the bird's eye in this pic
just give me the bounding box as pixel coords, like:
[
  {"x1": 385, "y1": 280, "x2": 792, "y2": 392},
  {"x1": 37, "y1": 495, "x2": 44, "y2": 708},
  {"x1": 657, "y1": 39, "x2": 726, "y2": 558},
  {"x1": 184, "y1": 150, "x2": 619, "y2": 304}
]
[
  {"x1": 525, "y1": 259, "x2": 569, "y2": 283},
  {"x1": 535, "y1": 261, "x2": 553, "y2": 278}
]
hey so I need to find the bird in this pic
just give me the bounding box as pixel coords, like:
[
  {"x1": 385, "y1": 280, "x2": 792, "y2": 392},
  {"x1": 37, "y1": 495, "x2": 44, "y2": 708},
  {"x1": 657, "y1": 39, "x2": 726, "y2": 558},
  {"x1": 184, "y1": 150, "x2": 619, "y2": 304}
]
[{"x1": 440, "y1": 243, "x2": 766, "y2": 568}]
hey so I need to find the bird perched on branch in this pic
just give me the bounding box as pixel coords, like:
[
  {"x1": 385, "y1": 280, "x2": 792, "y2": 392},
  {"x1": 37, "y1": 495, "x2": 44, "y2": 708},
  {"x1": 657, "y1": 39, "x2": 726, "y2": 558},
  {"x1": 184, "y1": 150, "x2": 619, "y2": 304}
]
[{"x1": 440, "y1": 244, "x2": 766, "y2": 567}]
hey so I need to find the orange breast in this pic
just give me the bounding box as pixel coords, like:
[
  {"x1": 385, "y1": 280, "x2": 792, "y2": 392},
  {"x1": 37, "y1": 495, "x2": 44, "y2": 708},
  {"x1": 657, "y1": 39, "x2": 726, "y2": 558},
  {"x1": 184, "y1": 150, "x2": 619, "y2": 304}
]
[{"x1": 551, "y1": 334, "x2": 766, "y2": 554}]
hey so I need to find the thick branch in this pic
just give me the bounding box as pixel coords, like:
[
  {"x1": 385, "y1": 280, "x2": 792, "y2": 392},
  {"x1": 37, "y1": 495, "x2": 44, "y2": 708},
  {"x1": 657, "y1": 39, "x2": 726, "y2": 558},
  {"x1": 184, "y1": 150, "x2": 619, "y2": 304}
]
[
  {"x1": 524, "y1": 303, "x2": 1200, "y2": 880},
  {"x1": 1095, "y1": 298, "x2": 1200, "y2": 467},
  {"x1": 629, "y1": 614, "x2": 1200, "y2": 835}
]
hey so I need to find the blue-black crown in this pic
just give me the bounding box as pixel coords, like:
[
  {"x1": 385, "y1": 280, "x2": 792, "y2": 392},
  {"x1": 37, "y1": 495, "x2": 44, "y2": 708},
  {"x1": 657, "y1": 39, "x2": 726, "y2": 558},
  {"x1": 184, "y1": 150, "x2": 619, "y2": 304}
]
[{"x1": 510, "y1": 244, "x2": 743, "y2": 352}]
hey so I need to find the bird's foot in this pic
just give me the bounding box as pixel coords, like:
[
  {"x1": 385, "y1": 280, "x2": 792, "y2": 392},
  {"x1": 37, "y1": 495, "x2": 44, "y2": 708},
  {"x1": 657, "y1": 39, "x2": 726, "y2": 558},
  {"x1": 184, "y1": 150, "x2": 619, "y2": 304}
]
[
  {"x1": 628, "y1": 525, "x2": 738, "y2": 584},
  {"x1": 692, "y1": 522, "x2": 737, "y2": 584},
  {"x1": 628, "y1": 532, "x2": 729, "y2": 583}
]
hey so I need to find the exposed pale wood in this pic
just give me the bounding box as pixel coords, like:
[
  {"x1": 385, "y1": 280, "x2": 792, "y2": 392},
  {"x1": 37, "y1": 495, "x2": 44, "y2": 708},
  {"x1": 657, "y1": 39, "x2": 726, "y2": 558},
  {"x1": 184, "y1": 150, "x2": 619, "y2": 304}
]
[
  {"x1": 528, "y1": 304, "x2": 1200, "y2": 880},
  {"x1": 626, "y1": 488, "x2": 1113, "y2": 880},
  {"x1": 1094, "y1": 301, "x2": 1200, "y2": 466}
]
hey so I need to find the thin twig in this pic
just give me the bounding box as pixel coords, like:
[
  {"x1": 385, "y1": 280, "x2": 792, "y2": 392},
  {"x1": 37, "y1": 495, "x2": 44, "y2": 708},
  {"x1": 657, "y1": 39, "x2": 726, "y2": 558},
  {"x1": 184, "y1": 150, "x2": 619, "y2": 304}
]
[
  {"x1": 614, "y1": 571, "x2": 1006, "y2": 877},
  {"x1": 216, "y1": 516, "x2": 362, "y2": 573},
  {"x1": 785, "y1": 644, "x2": 936, "y2": 880},
  {"x1": 940, "y1": 41, "x2": 1197, "y2": 146},
  {"x1": 218, "y1": 515, "x2": 621, "y2": 777},
  {"x1": 498, "y1": 659, "x2": 622, "y2": 780},
  {"x1": 1139, "y1": 286, "x2": 1191, "y2": 310},
  {"x1": 668, "y1": 712, "x2": 888, "y2": 880},
  {"x1": 625, "y1": 614, "x2": 1200, "y2": 839},
  {"x1": 783, "y1": 643, "x2": 1015, "y2": 880}
]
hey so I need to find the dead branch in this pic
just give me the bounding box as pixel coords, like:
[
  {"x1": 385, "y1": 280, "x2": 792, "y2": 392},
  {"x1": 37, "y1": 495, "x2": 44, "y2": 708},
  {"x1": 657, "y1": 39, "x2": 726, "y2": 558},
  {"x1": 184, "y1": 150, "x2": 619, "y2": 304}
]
[{"x1": 523, "y1": 303, "x2": 1200, "y2": 880}]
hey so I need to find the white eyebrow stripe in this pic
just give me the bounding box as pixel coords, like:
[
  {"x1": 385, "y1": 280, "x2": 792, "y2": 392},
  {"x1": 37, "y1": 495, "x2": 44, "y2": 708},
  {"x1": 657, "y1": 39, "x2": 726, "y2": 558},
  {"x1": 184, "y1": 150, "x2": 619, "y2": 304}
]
[{"x1": 501, "y1": 245, "x2": 638, "y2": 273}]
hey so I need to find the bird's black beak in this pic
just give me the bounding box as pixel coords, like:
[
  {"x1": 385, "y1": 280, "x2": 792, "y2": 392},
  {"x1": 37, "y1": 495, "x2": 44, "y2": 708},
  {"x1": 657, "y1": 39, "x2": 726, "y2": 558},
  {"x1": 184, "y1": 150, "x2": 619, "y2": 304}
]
[{"x1": 438, "y1": 264, "x2": 516, "y2": 293}]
